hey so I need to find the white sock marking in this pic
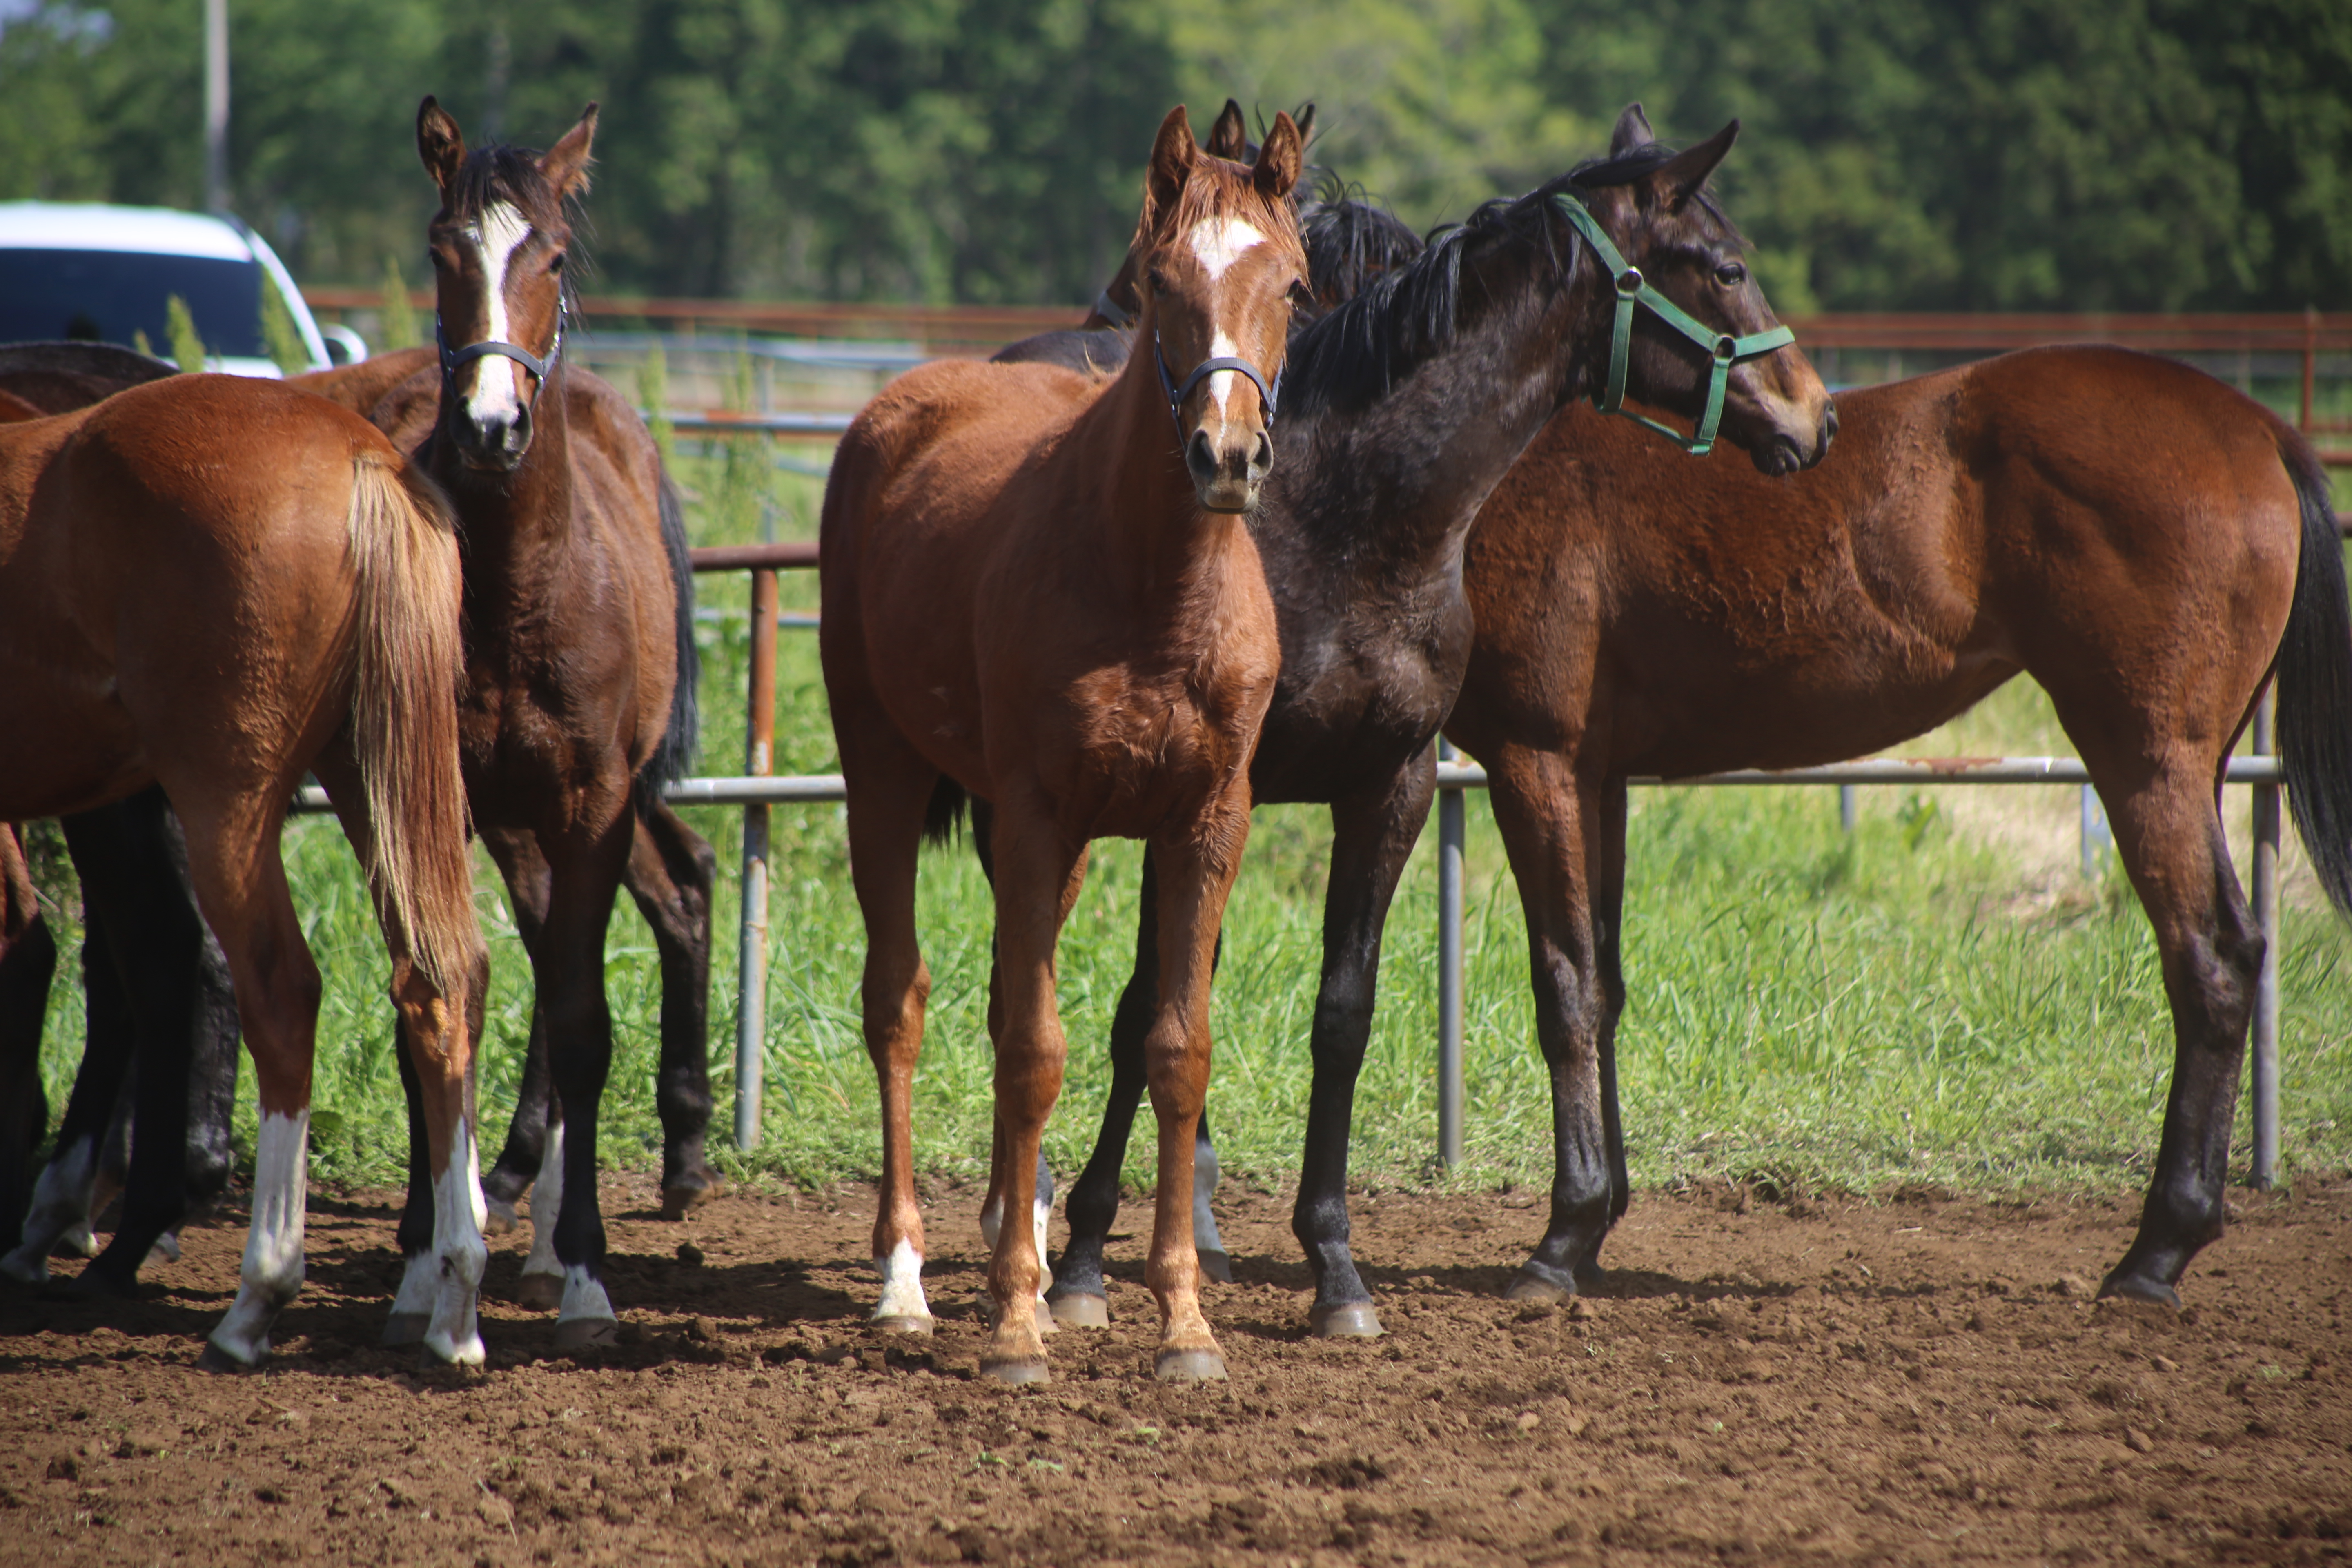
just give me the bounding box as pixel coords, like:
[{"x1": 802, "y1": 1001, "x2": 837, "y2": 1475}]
[
  {"x1": 423, "y1": 1115, "x2": 487, "y2": 1365},
  {"x1": 521, "y1": 1120, "x2": 566, "y2": 1285},
  {"x1": 558, "y1": 1263, "x2": 615, "y2": 1326},
  {"x1": 1030, "y1": 1189, "x2": 1053, "y2": 1304},
  {"x1": 390, "y1": 1250, "x2": 440, "y2": 1317},
  {"x1": 0, "y1": 1135, "x2": 97, "y2": 1283},
  {"x1": 209, "y1": 1109, "x2": 307, "y2": 1365},
  {"x1": 873, "y1": 1237, "x2": 931, "y2": 1324}
]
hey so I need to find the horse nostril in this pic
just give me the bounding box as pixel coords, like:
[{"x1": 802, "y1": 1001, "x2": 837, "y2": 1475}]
[
  {"x1": 1186, "y1": 428, "x2": 1217, "y2": 482},
  {"x1": 1251, "y1": 430, "x2": 1273, "y2": 477},
  {"x1": 1821, "y1": 402, "x2": 1840, "y2": 450}
]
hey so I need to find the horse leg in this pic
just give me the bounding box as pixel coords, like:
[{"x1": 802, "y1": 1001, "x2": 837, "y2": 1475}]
[
  {"x1": 623, "y1": 799, "x2": 721, "y2": 1219},
  {"x1": 977, "y1": 796, "x2": 1085, "y2": 1382},
  {"x1": 479, "y1": 826, "x2": 555, "y2": 1234},
  {"x1": 1293, "y1": 761, "x2": 1438, "y2": 1338},
  {"x1": 2091, "y1": 762, "x2": 2265, "y2": 1304},
  {"x1": 3, "y1": 921, "x2": 104, "y2": 1282},
  {"x1": 540, "y1": 817, "x2": 633, "y2": 1349},
  {"x1": 1137, "y1": 802, "x2": 1249, "y2": 1382},
  {"x1": 966, "y1": 808, "x2": 1056, "y2": 1333},
  {"x1": 1588, "y1": 779, "x2": 1633, "y2": 1276},
  {"x1": 0, "y1": 824, "x2": 54, "y2": 1270},
  {"x1": 844, "y1": 746, "x2": 939, "y2": 1336},
  {"x1": 1483, "y1": 747, "x2": 1616, "y2": 1302}
]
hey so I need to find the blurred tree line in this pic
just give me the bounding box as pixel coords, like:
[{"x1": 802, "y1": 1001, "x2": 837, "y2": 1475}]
[{"x1": 1, "y1": 0, "x2": 2344, "y2": 312}]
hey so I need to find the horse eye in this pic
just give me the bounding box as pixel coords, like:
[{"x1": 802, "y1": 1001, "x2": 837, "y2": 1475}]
[
  {"x1": 1147, "y1": 268, "x2": 1168, "y2": 295},
  {"x1": 1287, "y1": 278, "x2": 1313, "y2": 306},
  {"x1": 1715, "y1": 262, "x2": 1747, "y2": 287},
  {"x1": 548, "y1": 251, "x2": 566, "y2": 274}
]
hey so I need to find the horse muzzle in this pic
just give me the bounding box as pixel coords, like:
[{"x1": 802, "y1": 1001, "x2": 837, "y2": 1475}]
[
  {"x1": 1187, "y1": 425, "x2": 1272, "y2": 513},
  {"x1": 1751, "y1": 399, "x2": 1836, "y2": 477},
  {"x1": 451, "y1": 403, "x2": 534, "y2": 471}
]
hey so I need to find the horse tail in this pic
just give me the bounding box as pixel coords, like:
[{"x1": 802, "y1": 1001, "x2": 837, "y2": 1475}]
[
  {"x1": 922, "y1": 775, "x2": 969, "y2": 847},
  {"x1": 636, "y1": 463, "x2": 701, "y2": 810},
  {"x1": 345, "y1": 450, "x2": 477, "y2": 993},
  {"x1": 2272, "y1": 428, "x2": 2352, "y2": 919}
]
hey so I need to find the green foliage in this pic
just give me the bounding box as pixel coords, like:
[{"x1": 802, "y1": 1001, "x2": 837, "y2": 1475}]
[
  {"x1": 163, "y1": 293, "x2": 205, "y2": 371},
  {"x1": 259, "y1": 275, "x2": 310, "y2": 372},
  {"x1": 377, "y1": 254, "x2": 421, "y2": 350},
  {"x1": 4, "y1": 0, "x2": 2342, "y2": 309}
]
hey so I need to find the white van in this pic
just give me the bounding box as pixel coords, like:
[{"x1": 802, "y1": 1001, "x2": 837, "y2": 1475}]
[{"x1": 0, "y1": 202, "x2": 367, "y2": 375}]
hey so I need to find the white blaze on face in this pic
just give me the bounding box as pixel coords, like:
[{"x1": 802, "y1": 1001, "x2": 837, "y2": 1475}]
[
  {"x1": 1188, "y1": 217, "x2": 1267, "y2": 424},
  {"x1": 461, "y1": 200, "x2": 536, "y2": 428}
]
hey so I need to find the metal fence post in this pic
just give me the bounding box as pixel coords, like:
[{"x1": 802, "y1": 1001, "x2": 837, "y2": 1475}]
[
  {"x1": 1838, "y1": 784, "x2": 1855, "y2": 832},
  {"x1": 2251, "y1": 685, "x2": 2281, "y2": 1187},
  {"x1": 1436, "y1": 740, "x2": 1466, "y2": 1170},
  {"x1": 2080, "y1": 785, "x2": 2112, "y2": 879},
  {"x1": 734, "y1": 565, "x2": 779, "y2": 1152}
]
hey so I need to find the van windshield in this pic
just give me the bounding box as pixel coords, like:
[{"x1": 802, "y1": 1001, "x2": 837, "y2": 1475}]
[{"x1": 0, "y1": 249, "x2": 267, "y2": 358}]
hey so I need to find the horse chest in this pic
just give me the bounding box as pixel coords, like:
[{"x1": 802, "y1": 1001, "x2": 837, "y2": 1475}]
[{"x1": 1049, "y1": 668, "x2": 1254, "y2": 837}]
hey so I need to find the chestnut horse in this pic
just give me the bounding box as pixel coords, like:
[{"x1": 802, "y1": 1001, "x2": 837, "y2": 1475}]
[
  {"x1": 0, "y1": 344, "x2": 241, "y2": 1292},
  {"x1": 0, "y1": 373, "x2": 486, "y2": 1365},
  {"x1": 823, "y1": 106, "x2": 1306, "y2": 1383},
  {"x1": 1442, "y1": 107, "x2": 2352, "y2": 1307},
  {"x1": 1021, "y1": 113, "x2": 1830, "y2": 1337}
]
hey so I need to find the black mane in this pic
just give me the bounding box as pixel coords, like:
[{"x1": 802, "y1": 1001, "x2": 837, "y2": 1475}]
[
  {"x1": 1281, "y1": 140, "x2": 1737, "y2": 418},
  {"x1": 1298, "y1": 178, "x2": 1425, "y2": 315}
]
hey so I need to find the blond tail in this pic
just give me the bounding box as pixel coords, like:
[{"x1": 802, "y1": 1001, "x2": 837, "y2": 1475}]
[{"x1": 344, "y1": 449, "x2": 477, "y2": 995}]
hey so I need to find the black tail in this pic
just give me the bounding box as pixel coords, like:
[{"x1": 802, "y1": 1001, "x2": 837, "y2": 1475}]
[
  {"x1": 922, "y1": 775, "x2": 968, "y2": 847},
  {"x1": 637, "y1": 465, "x2": 701, "y2": 809},
  {"x1": 2274, "y1": 431, "x2": 2352, "y2": 917}
]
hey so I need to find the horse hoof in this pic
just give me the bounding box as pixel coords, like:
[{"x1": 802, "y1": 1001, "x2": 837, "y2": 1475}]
[
  {"x1": 660, "y1": 1179, "x2": 722, "y2": 1222},
  {"x1": 1155, "y1": 1346, "x2": 1228, "y2": 1383},
  {"x1": 51, "y1": 1229, "x2": 98, "y2": 1261},
  {"x1": 514, "y1": 1272, "x2": 565, "y2": 1312},
  {"x1": 980, "y1": 1353, "x2": 1051, "y2": 1385},
  {"x1": 1197, "y1": 1249, "x2": 1233, "y2": 1284},
  {"x1": 1503, "y1": 1271, "x2": 1571, "y2": 1306},
  {"x1": 198, "y1": 1341, "x2": 263, "y2": 1374},
  {"x1": 481, "y1": 1198, "x2": 520, "y2": 1237},
  {"x1": 1047, "y1": 1291, "x2": 1110, "y2": 1329},
  {"x1": 1034, "y1": 1300, "x2": 1058, "y2": 1336},
  {"x1": 869, "y1": 1312, "x2": 936, "y2": 1338},
  {"x1": 554, "y1": 1316, "x2": 620, "y2": 1350},
  {"x1": 2096, "y1": 1271, "x2": 2184, "y2": 1311},
  {"x1": 381, "y1": 1312, "x2": 429, "y2": 1347},
  {"x1": 1309, "y1": 1301, "x2": 1384, "y2": 1339}
]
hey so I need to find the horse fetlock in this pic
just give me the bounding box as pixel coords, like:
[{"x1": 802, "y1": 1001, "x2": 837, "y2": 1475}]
[
  {"x1": 552, "y1": 1266, "x2": 618, "y2": 1348},
  {"x1": 871, "y1": 1238, "x2": 933, "y2": 1333}
]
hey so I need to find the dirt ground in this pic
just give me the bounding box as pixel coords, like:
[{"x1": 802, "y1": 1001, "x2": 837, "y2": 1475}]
[{"x1": 2, "y1": 1171, "x2": 2349, "y2": 1567}]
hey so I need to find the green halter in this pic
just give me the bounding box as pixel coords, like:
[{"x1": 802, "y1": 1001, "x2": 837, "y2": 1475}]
[{"x1": 1552, "y1": 194, "x2": 1794, "y2": 458}]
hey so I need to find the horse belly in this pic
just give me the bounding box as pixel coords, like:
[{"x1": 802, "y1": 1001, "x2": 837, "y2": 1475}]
[{"x1": 0, "y1": 665, "x2": 148, "y2": 820}]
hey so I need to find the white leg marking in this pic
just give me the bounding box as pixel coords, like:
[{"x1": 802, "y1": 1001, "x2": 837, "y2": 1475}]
[
  {"x1": 872, "y1": 1236, "x2": 931, "y2": 1325},
  {"x1": 460, "y1": 202, "x2": 534, "y2": 428},
  {"x1": 0, "y1": 1136, "x2": 97, "y2": 1283},
  {"x1": 1031, "y1": 1189, "x2": 1053, "y2": 1305},
  {"x1": 520, "y1": 1120, "x2": 566, "y2": 1287},
  {"x1": 209, "y1": 1110, "x2": 307, "y2": 1365},
  {"x1": 423, "y1": 1115, "x2": 487, "y2": 1365},
  {"x1": 557, "y1": 1263, "x2": 615, "y2": 1327},
  {"x1": 978, "y1": 1192, "x2": 1003, "y2": 1251},
  {"x1": 390, "y1": 1250, "x2": 439, "y2": 1316}
]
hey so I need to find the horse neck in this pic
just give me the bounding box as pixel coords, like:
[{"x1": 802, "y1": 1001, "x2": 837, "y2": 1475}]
[
  {"x1": 1083, "y1": 350, "x2": 1258, "y2": 639},
  {"x1": 1291, "y1": 257, "x2": 1598, "y2": 590},
  {"x1": 434, "y1": 363, "x2": 579, "y2": 598}
]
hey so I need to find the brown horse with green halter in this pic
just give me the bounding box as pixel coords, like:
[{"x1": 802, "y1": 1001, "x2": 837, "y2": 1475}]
[{"x1": 1446, "y1": 106, "x2": 2352, "y2": 1307}]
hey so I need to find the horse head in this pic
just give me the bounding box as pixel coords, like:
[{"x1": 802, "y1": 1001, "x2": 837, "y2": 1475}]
[
  {"x1": 1133, "y1": 104, "x2": 1310, "y2": 513},
  {"x1": 415, "y1": 96, "x2": 595, "y2": 473},
  {"x1": 1564, "y1": 104, "x2": 1835, "y2": 474}
]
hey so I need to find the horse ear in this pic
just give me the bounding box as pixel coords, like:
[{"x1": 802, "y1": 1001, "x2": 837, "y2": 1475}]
[
  {"x1": 1145, "y1": 105, "x2": 1196, "y2": 230},
  {"x1": 1205, "y1": 99, "x2": 1249, "y2": 160},
  {"x1": 1253, "y1": 111, "x2": 1304, "y2": 203},
  {"x1": 1293, "y1": 102, "x2": 1316, "y2": 149},
  {"x1": 1640, "y1": 118, "x2": 1738, "y2": 210},
  {"x1": 1610, "y1": 102, "x2": 1655, "y2": 156},
  {"x1": 540, "y1": 103, "x2": 600, "y2": 202},
  {"x1": 417, "y1": 96, "x2": 466, "y2": 195}
]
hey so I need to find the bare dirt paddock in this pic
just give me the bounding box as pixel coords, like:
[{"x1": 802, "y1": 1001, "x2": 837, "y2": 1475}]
[{"x1": 2, "y1": 1174, "x2": 2349, "y2": 1567}]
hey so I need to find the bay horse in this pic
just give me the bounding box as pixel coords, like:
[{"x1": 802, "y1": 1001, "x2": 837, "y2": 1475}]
[
  {"x1": 1027, "y1": 113, "x2": 1831, "y2": 1337},
  {"x1": 0, "y1": 372, "x2": 487, "y2": 1365},
  {"x1": 0, "y1": 344, "x2": 241, "y2": 1294},
  {"x1": 822, "y1": 106, "x2": 1307, "y2": 1383},
  {"x1": 1440, "y1": 108, "x2": 2352, "y2": 1308}
]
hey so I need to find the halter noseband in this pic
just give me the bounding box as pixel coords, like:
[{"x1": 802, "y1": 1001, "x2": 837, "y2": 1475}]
[
  {"x1": 1551, "y1": 194, "x2": 1794, "y2": 459},
  {"x1": 436, "y1": 306, "x2": 564, "y2": 395},
  {"x1": 1153, "y1": 330, "x2": 1280, "y2": 435}
]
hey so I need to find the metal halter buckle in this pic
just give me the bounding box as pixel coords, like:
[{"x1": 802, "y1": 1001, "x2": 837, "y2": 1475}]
[
  {"x1": 1153, "y1": 330, "x2": 1280, "y2": 435},
  {"x1": 1553, "y1": 194, "x2": 1795, "y2": 458}
]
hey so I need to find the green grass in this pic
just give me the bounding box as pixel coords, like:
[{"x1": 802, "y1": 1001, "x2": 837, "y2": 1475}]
[{"x1": 28, "y1": 438, "x2": 2352, "y2": 1203}]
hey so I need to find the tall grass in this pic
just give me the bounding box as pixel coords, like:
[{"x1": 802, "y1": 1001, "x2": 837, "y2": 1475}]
[{"x1": 30, "y1": 440, "x2": 2352, "y2": 1202}]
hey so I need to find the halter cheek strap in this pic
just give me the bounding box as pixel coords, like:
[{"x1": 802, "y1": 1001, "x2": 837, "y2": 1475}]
[
  {"x1": 1551, "y1": 194, "x2": 1795, "y2": 459},
  {"x1": 436, "y1": 308, "x2": 564, "y2": 390},
  {"x1": 1153, "y1": 330, "x2": 1280, "y2": 434}
]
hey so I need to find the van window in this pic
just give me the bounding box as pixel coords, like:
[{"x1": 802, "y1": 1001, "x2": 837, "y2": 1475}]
[{"x1": 0, "y1": 249, "x2": 267, "y2": 357}]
